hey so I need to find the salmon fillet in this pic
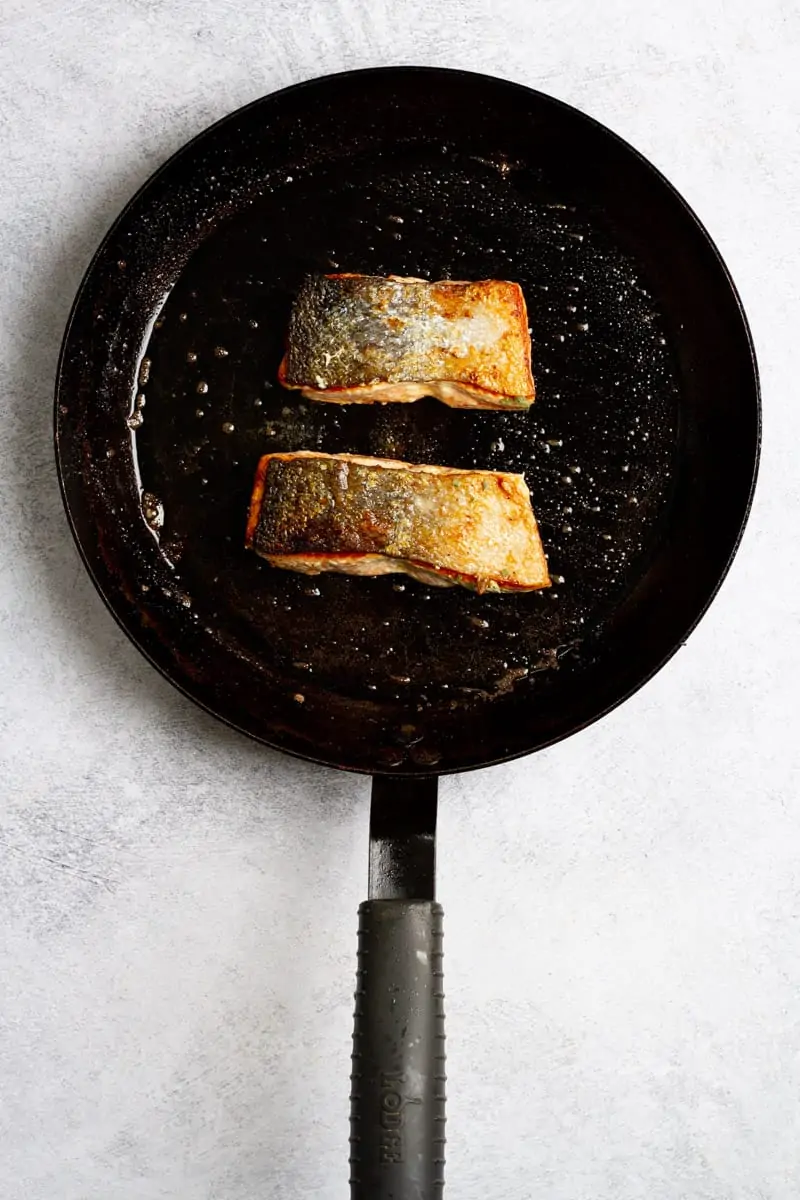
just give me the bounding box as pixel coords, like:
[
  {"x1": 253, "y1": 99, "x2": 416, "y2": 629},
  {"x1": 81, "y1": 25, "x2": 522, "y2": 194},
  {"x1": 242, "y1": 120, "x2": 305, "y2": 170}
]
[
  {"x1": 277, "y1": 274, "x2": 535, "y2": 410},
  {"x1": 245, "y1": 451, "x2": 550, "y2": 594}
]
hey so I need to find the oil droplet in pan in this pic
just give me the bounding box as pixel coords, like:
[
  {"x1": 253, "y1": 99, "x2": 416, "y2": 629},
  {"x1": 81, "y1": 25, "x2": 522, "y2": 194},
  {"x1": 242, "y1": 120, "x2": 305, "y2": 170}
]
[
  {"x1": 468, "y1": 616, "x2": 489, "y2": 629},
  {"x1": 141, "y1": 492, "x2": 164, "y2": 530}
]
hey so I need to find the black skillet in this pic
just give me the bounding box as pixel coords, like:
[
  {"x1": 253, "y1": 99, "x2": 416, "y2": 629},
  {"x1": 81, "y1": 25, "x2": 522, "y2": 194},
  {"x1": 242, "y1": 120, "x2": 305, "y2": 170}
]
[{"x1": 55, "y1": 67, "x2": 759, "y2": 1198}]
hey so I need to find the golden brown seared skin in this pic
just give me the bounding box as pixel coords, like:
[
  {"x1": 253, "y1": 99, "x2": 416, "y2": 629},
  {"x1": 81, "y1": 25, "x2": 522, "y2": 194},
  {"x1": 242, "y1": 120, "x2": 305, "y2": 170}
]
[
  {"x1": 277, "y1": 274, "x2": 536, "y2": 410},
  {"x1": 245, "y1": 451, "x2": 550, "y2": 593}
]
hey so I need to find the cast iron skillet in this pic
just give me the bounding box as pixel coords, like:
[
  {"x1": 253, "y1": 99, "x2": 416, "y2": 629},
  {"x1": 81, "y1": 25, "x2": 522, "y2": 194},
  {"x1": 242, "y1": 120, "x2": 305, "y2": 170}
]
[{"x1": 55, "y1": 67, "x2": 759, "y2": 1198}]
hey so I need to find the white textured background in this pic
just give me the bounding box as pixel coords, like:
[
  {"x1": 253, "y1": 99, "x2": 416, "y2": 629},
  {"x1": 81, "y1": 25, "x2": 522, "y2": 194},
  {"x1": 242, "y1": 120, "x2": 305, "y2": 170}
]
[{"x1": 1, "y1": 2, "x2": 798, "y2": 1198}]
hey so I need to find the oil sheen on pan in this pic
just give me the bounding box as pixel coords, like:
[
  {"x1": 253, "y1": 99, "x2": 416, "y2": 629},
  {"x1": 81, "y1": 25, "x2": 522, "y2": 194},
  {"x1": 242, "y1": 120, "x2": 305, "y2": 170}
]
[{"x1": 131, "y1": 146, "x2": 680, "y2": 711}]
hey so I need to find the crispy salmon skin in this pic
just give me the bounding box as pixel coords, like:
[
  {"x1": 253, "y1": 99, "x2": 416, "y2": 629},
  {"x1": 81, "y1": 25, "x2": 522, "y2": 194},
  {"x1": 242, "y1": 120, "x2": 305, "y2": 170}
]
[
  {"x1": 245, "y1": 451, "x2": 550, "y2": 594},
  {"x1": 278, "y1": 274, "x2": 535, "y2": 410}
]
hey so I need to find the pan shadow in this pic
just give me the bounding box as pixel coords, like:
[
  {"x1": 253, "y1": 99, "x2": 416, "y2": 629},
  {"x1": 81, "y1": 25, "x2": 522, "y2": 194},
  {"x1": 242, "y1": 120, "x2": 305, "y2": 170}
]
[{"x1": 6, "y1": 142, "x2": 370, "y2": 1193}]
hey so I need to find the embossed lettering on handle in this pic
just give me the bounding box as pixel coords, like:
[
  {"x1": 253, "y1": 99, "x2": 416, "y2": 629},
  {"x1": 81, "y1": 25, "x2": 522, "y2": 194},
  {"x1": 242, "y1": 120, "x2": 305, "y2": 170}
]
[{"x1": 380, "y1": 1071, "x2": 405, "y2": 1164}]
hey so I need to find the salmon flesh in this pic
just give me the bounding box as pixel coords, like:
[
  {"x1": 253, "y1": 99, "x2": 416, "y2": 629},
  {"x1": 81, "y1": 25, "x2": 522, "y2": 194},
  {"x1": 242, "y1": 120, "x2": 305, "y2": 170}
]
[
  {"x1": 277, "y1": 274, "x2": 536, "y2": 410},
  {"x1": 245, "y1": 451, "x2": 550, "y2": 593}
]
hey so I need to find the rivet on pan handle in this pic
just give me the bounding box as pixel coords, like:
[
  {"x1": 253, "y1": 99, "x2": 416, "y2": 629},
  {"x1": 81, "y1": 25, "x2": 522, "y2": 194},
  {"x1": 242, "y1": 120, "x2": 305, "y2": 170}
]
[{"x1": 349, "y1": 776, "x2": 445, "y2": 1199}]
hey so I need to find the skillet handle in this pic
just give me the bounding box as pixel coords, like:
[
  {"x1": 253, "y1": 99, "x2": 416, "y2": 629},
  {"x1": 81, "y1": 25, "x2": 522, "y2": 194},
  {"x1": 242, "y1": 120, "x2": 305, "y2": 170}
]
[{"x1": 349, "y1": 900, "x2": 446, "y2": 1199}]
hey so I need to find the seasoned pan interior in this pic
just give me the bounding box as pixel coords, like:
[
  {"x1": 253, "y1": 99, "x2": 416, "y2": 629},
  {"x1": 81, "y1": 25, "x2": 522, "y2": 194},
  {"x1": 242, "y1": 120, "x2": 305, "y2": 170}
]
[{"x1": 135, "y1": 154, "x2": 678, "y2": 700}]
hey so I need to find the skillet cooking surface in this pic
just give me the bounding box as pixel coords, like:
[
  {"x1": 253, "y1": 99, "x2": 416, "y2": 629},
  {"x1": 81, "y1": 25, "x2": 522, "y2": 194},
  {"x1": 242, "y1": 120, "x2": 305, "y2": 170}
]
[{"x1": 55, "y1": 68, "x2": 759, "y2": 773}]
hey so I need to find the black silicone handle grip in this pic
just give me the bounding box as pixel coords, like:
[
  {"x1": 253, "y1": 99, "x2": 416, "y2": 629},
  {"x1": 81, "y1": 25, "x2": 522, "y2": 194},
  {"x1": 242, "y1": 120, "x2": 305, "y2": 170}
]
[{"x1": 350, "y1": 900, "x2": 446, "y2": 1199}]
